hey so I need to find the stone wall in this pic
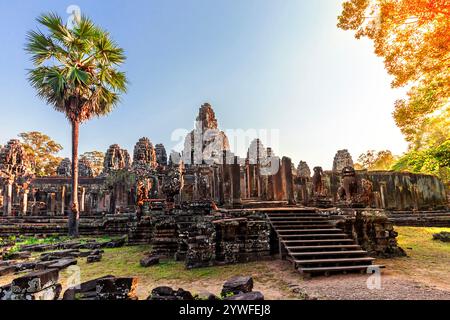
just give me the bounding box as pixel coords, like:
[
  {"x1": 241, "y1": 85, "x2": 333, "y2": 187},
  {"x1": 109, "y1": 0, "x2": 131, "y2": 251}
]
[
  {"x1": 331, "y1": 209, "x2": 406, "y2": 258},
  {"x1": 316, "y1": 170, "x2": 448, "y2": 211},
  {"x1": 213, "y1": 217, "x2": 271, "y2": 264}
]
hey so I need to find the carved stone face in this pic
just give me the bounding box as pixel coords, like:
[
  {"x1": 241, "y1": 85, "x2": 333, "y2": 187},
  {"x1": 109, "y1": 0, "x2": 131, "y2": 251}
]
[
  {"x1": 313, "y1": 167, "x2": 323, "y2": 175},
  {"x1": 342, "y1": 166, "x2": 356, "y2": 177}
]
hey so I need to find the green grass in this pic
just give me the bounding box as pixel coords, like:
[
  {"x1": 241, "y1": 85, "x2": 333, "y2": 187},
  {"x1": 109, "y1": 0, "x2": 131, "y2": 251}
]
[
  {"x1": 72, "y1": 245, "x2": 269, "y2": 282},
  {"x1": 2, "y1": 227, "x2": 449, "y2": 299},
  {"x1": 2, "y1": 236, "x2": 116, "y2": 260},
  {"x1": 378, "y1": 226, "x2": 450, "y2": 290}
]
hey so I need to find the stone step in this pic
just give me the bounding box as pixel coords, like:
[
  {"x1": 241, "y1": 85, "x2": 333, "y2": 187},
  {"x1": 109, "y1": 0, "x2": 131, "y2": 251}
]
[
  {"x1": 286, "y1": 245, "x2": 361, "y2": 251},
  {"x1": 294, "y1": 257, "x2": 376, "y2": 265},
  {"x1": 271, "y1": 220, "x2": 331, "y2": 225},
  {"x1": 273, "y1": 224, "x2": 334, "y2": 229},
  {"x1": 263, "y1": 208, "x2": 318, "y2": 214},
  {"x1": 268, "y1": 216, "x2": 327, "y2": 221},
  {"x1": 277, "y1": 228, "x2": 341, "y2": 234},
  {"x1": 299, "y1": 264, "x2": 383, "y2": 274},
  {"x1": 267, "y1": 214, "x2": 322, "y2": 218},
  {"x1": 280, "y1": 233, "x2": 349, "y2": 239},
  {"x1": 282, "y1": 239, "x2": 355, "y2": 244},
  {"x1": 289, "y1": 250, "x2": 368, "y2": 257}
]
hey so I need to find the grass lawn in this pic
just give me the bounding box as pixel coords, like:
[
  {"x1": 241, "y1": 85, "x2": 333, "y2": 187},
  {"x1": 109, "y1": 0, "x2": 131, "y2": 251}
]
[
  {"x1": 1, "y1": 227, "x2": 449, "y2": 299},
  {"x1": 377, "y1": 227, "x2": 450, "y2": 291},
  {"x1": 63, "y1": 246, "x2": 297, "y2": 299}
]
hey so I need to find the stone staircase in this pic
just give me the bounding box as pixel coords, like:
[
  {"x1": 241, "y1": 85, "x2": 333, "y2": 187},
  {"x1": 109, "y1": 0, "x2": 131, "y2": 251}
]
[{"x1": 266, "y1": 208, "x2": 381, "y2": 277}]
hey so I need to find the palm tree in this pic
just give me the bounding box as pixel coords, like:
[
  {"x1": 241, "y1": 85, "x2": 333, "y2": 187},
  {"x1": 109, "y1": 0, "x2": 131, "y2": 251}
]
[{"x1": 26, "y1": 13, "x2": 127, "y2": 237}]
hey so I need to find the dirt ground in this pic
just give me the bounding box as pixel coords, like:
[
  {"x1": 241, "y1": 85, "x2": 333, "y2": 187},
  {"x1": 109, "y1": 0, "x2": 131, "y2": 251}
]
[{"x1": 1, "y1": 227, "x2": 449, "y2": 300}]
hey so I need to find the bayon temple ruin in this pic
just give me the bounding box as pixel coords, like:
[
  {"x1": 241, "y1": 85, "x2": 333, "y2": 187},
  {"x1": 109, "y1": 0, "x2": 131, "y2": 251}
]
[{"x1": 0, "y1": 103, "x2": 449, "y2": 276}]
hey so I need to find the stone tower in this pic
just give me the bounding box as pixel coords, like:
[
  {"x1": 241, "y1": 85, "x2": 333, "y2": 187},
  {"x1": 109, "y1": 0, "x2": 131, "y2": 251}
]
[
  {"x1": 183, "y1": 103, "x2": 230, "y2": 165},
  {"x1": 155, "y1": 144, "x2": 168, "y2": 167},
  {"x1": 103, "y1": 144, "x2": 131, "y2": 173},
  {"x1": 133, "y1": 137, "x2": 157, "y2": 169},
  {"x1": 297, "y1": 161, "x2": 311, "y2": 178},
  {"x1": 332, "y1": 150, "x2": 354, "y2": 172}
]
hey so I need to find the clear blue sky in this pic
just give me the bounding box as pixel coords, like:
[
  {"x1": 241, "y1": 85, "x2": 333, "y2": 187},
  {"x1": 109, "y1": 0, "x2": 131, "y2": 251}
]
[{"x1": 0, "y1": 0, "x2": 407, "y2": 169}]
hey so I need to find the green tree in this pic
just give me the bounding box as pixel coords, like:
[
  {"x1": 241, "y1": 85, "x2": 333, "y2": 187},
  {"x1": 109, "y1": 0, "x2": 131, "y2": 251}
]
[
  {"x1": 19, "y1": 132, "x2": 63, "y2": 176},
  {"x1": 338, "y1": 0, "x2": 449, "y2": 183},
  {"x1": 26, "y1": 13, "x2": 127, "y2": 237},
  {"x1": 392, "y1": 140, "x2": 450, "y2": 186},
  {"x1": 338, "y1": 1, "x2": 449, "y2": 136},
  {"x1": 356, "y1": 150, "x2": 397, "y2": 170},
  {"x1": 80, "y1": 151, "x2": 105, "y2": 176}
]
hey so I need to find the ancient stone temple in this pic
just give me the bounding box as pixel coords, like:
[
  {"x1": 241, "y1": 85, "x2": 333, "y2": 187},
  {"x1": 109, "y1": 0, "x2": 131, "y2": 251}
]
[
  {"x1": 103, "y1": 144, "x2": 131, "y2": 173},
  {"x1": 56, "y1": 158, "x2": 71, "y2": 177},
  {"x1": 0, "y1": 103, "x2": 448, "y2": 277},
  {"x1": 0, "y1": 140, "x2": 33, "y2": 216},
  {"x1": 79, "y1": 158, "x2": 94, "y2": 178},
  {"x1": 133, "y1": 138, "x2": 157, "y2": 169},
  {"x1": 182, "y1": 103, "x2": 230, "y2": 165},
  {"x1": 155, "y1": 144, "x2": 168, "y2": 167},
  {"x1": 332, "y1": 149, "x2": 354, "y2": 172},
  {"x1": 297, "y1": 161, "x2": 311, "y2": 178}
]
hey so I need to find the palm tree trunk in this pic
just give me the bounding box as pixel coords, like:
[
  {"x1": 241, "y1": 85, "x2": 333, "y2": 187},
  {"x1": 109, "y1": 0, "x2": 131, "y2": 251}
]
[{"x1": 68, "y1": 119, "x2": 80, "y2": 237}]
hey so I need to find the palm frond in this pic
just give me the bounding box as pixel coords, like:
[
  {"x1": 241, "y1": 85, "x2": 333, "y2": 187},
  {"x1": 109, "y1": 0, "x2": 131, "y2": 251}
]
[{"x1": 26, "y1": 12, "x2": 128, "y2": 123}]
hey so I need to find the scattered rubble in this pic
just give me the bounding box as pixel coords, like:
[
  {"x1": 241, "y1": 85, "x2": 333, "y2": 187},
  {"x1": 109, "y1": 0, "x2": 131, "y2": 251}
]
[
  {"x1": 0, "y1": 269, "x2": 62, "y2": 300},
  {"x1": 140, "y1": 252, "x2": 159, "y2": 267},
  {"x1": 433, "y1": 231, "x2": 450, "y2": 243},
  {"x1": 221, "y1": 276, "x2": 254, "y2": 297}
]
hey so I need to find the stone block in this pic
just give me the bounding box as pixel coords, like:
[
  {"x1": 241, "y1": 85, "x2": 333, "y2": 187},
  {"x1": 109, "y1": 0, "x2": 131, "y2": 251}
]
[
  {"x1": 96, "y1": 277, "x2": 138, "y2": 300},
  {"x1": 10, "y1": 284, "x2": 62, "y2": 300},
  {"x1": 47, "y1": 258, "x2": 77, "y2": 270},
  {"x1": 87, "y1": 254, "x2": 102, "y2": 263},
  {"x1": 148, "y1": 286, "x2": 194, "y2": 300},
  {"x1": 0, "y1": 265, "x2": 16, "y2": 276},
  {"x1": 140, "y1": 254, "x2": 159, "y2": 267},
  {"x1": 63, "y1": 275, "x2": 114, "y2": 300},
  {"x1": 224, "y1": 291, "x2": 264, "y2": 301},
  {"x1": 11, "y1": 269, "x2": 59, "y2": 294},
  {"x1": 221, "y1": 276, "x2": 254, "y2": 296}
]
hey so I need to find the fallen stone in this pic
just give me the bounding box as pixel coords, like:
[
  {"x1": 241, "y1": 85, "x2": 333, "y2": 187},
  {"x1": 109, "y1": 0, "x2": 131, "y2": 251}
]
[
  {"x1": 10, "y1": 284, "x2": 62, "y2": 301},
  {"x1": 195, "y1": 290, "x2": 219, "y2": 300},
  {"x1": 19, "y1": 244, "x2": 55, "y2": 252},
  {"x1": 433, "y1": 231, "x2": 450, "y2": 243},
  {"x1": 224, "y1": 291, "x2": 264, "y2": 301},
  {"x1": 78, "y1": 251, "x2": 91, "y2": 258},
  {"x1": 11, "y1": 269, "x2": 59, "y2": 294},
  {"x1": 0, "y1": 260, "x2": 15, "y2": 267},
  {"x1": 7, "y1": 251, "x2": 31, "y2": 260},
  {"x1": 47, "y1": 258, "x2": 77, "y2": 270},
  {"x1": 175, "y1": 288, "x2": 194, "y2": 300},
  {"x1": 79, "y1": 242, "x2": 102, "y2": 250},
  {"x1": 87, "y1": 254, "x2": 102, "y2": 263},
  {"x1": 14, "y1": 262, "x2": 37, "y2": 272},
  {"x1": 35, "y1": 260, "x2": 57, "y2": 270},
  {"x1": 148, "y1": 286, "x2": 194, "y2": 300},
  {"x1": 0, "y1": 284, "x2": 12, "y2": 300},
  {"x1": 104, "y1": 237, "x2": 126, "y2": 248},
  {"x1": 40, "y1": 249, "x2": 80, "y2": 261},
  {"x1": 96, "y1": 277, "x2": 138, "y2": 300},
  {"x1": 221, "y1": 276, "x2": 254, "y2": 296},
  {"x1": 58, "y1": 241, "x2": 82, "y2": 250},
  {"x1": 0, "y1": 265, "x2": 16, "y2": 276},
  {"x1": 63, "y1": 275, "x2": 114, "y2": 300},
  {"x1": 140, "y1": 254, "x2": 159, "y2": 267}
]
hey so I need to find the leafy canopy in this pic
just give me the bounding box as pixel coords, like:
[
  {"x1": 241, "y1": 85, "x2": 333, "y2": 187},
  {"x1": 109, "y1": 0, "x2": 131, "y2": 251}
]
[
  {"x1": 80, "y1": 151, "x2": 105, "y2": 176},
  {"x1": 338, "y1": 0, "x2": 450, "y2": 148},
  {"x1": 26, "y1": 13, "x2": 127, "y2": 123},
  {"x1": 355, "y1": 150, "x2": 397, "y2": 171},
  {"x1": 19, "y1": 131, "x2": 63, "y2": 177}
]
